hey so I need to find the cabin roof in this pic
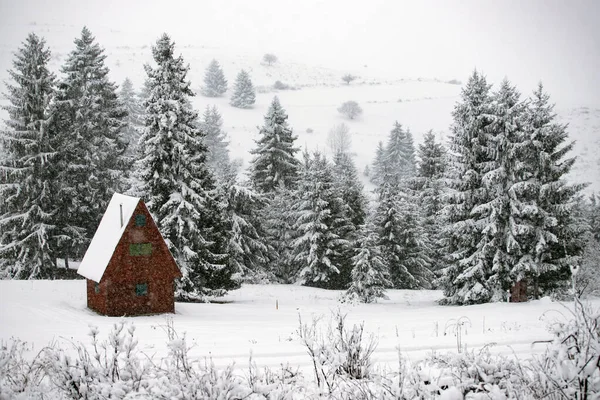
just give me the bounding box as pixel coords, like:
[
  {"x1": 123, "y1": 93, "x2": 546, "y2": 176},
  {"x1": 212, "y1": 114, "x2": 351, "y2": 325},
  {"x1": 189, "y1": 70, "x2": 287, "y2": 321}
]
[{"x1": 77, "y1": 193, "x2": 140, "y2": 282}]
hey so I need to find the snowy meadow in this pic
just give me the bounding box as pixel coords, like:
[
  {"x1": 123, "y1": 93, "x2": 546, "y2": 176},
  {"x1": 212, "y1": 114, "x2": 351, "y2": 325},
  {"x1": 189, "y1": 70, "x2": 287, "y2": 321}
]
[{"x1": 2, "y1": 280, "x2": 600, "y2": 398}]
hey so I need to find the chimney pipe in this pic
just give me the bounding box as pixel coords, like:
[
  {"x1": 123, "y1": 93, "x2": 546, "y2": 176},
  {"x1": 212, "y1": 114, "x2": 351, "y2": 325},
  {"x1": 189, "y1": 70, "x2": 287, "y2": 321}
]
[{"x1": 120, "y1": 204, "x2": 123, "y2": 228}]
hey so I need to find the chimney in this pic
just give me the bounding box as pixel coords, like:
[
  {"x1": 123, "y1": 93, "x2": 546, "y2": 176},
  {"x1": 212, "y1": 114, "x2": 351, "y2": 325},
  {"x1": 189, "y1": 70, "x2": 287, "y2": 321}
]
[{"x1": 120, "y1": 204, "x2": 123, "y2": 228}]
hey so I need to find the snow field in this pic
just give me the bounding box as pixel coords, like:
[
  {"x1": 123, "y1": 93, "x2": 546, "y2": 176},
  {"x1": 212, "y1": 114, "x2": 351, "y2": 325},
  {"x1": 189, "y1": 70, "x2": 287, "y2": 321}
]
[{"x1": 2, "y1": 280, "x2": 596, "y2": 374}]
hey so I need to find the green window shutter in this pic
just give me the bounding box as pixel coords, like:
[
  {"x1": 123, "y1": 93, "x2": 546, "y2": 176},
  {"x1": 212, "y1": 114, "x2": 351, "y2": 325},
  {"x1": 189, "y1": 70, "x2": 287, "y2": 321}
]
[
  {"x1": 129, "y1": 243, "x2": 152, "y2": 256},
  {"x1": 135, "y1": 283, "x2": 148, "y2": 296},
  {"x1": 135, "y1": 214, "x2": 147, "y2": 227}
]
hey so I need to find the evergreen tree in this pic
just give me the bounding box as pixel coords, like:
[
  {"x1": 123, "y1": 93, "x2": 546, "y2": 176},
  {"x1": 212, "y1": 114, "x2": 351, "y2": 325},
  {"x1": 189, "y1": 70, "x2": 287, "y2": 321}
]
[
  {"x1": 224, "y1": 182, "x2": 271, "y2": 282},
  {"x1": 201, "y1": 59, "x2": 228, "y2": 97},
  {"x1": 332, "y1": 152, "x2": 367, "y2": 229},
  {"x1": 230, "y1": 69, "x2": 256, "y2": 108},
  {"x1": 375, "y1": 185, "x2": 433, "y2": 289},
  {"x1": 588, "y1": 194, "x2": 600, "y2": 243},
  {"x1": 292, "y1": 152, "x2": 352, "y2": 289},
  {"x1": 200, "y1": 105, "x2": 230, "y2": 178},
  {"x1": 51, "y1": 27, "x2": 128, "y2": 263},
  {"x1": 369, "y1": 141, "x2": 387, "y2": 186},
  {"x1": 441, "y1": 70, "x2": 496, "y2": 304},
  {"x1": 383, "y1": 122, "x2": 416, "y2": 187},
  {"x1": 521, "y1": 83, "x2": 588, "y2": 297},
  {"x1": 261, "y1": 187, "x2": 298, "y2": 282},
  {"x1": 345, "y1": 225, "x2": 391, "y2": 303},
  {"x1": 0, "y1": 33, "x2": 57, "y2": 279},
  {"x1": 416, "y1": 131, "x2": 447, "y2": 273},
  {"x1": 119, "y1": 77, "x2": 144, "y2": 157},
  {"x1": 138, "y1": 77, "x2": 152, "y2": 105},
  {"x1": 476, "y1": 79, "x2": 530, "y2": 299},
  {"x1": 249, "y1": 96, "x2": 300, "y2": 193},
  {"x1": 136, "y1": 33, "x2": 236, "y2": 299}
]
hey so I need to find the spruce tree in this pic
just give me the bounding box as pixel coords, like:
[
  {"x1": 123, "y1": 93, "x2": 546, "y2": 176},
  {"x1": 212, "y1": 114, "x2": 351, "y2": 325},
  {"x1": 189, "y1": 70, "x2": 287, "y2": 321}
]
[
  {"x1": 230, "y1": 69, "x2": 256, "y2": 108},
  {"x1": 521, "y1": 83, "x2": 588, "y2": 297},
  {"x1": 375, "y1": 184, "x2": 433, "y2": 289},
  {"x1": 588, "y1": 194, "x2": 600, "y2": 243},
  {"x1": 51, "y1": 27, "x2": 128, "y2": 263},
  {"x1": 345, "y1": 225, "x2": 391, "y2": 303},
  {"x1": 225, "y1": 183, "x2": 271, "y2": 282},
  {"x1": 441, "y1": 70, "x2": 496, "y2": 304},
  {"x1": 136, "y1": 33, "x2": 236, "y2": 299},
  {"x1": 383, "y1": 122, "x2": 416, "y2": 187},
  {"x1": 292, "y1": 152, "x2": 352, "y2": 288},
  {"x1": 0, "y1": 33, "x2": 57, "y2": 279},
  {"x1": 370, "y1": 141, "x2": 387, "y2": 186},
  {"x1": 201, "y1": 59, "x2": 228, "y2": 97},
  {"x1": 477, "y1": 79, "x2": 530, "y2": 299},
  {"x1": 119, "y1": 77, "x2": 144, "y2": 157},
  {"x1": 416, "y1": 131, "x2": 447, "y2": 273},
  {"x1": 200, "y1": 105, "x2": 230, "y2": 178},
  {"x1": 332, "y1": 152, "x2": 367, "y2": 229},
  {"x1": 249, "y1": 96, "x2": 300, "y2": 193},
  {"x1": 261, "y1": 187, "x2": 298, "y2": 282}
]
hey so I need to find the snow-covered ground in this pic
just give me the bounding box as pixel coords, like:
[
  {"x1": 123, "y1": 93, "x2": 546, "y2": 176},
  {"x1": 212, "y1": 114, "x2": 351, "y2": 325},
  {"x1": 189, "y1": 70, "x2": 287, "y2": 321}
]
[{"x1": 1, "y1": 280, "x2": 596, "y2": 373}]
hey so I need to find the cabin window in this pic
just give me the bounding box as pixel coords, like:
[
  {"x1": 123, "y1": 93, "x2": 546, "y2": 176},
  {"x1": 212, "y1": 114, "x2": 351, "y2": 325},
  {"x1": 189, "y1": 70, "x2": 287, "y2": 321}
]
[
  {"x1": 129, "y1": 243, "x2": 152, "y2": 256},
  {"x1": 135, "y1": 283, "x2": 148, "y2": 296},
  {"x1": 135, "y1": 214, "x2": 147, "y2": 227},
  {"x1": 94, "y1": 283, "x2": 100, "y2": 293}
]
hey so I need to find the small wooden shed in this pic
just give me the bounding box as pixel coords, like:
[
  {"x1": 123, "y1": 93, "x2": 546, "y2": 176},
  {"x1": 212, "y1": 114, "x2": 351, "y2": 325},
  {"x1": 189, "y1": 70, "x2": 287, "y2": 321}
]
[{"x1": 77, "y1": 193, "x2": 181, "y2": 316}]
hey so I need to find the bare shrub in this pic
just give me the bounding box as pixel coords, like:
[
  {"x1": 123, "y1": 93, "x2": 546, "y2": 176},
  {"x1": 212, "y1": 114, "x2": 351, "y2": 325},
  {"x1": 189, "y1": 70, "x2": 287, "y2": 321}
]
[
  {"x1": 338, "y1": 100, "x2": 363, "y2": 120},
  {"x1": 326, "y1": 123, "x2": 352, "y2": 155},
  {"x1": 263, "y1": 53, "x2": 278, "y2": 66},
  {"x1": 342, "y1": 74, "x2": 357, "y2": 85}
]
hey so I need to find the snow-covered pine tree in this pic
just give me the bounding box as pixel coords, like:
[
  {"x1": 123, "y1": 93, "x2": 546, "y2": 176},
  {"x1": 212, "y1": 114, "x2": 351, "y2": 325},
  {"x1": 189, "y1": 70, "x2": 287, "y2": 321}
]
[
  {"x1": 345, "y1": 225, "x2": 391, "y2": 303},
  {"x1": 138, "y1": 77, "x2": 152, "y2": 105},
  {"x1": 249, "y1": 96, "x2": 300, "y2": 193},
  {"x1": 136, "y1": 33, "x2": 236, "y2": 300},
  {"x1": 224, "y1": 182, "x2": 272, "y2": 282},
  {"x1": 200, "y1": 105, "x2": 230, "y2": 179},
  {"x1": 476, "y1": 79, "x2": 531, "y2": 300},
  {"x1": 375, "y1": 183, "x2": 433, "y2": 289},
  {"x1": 441, "y1": 70, "x2": 497, "y2": 304},
  {"x1": 373, "y1": 121, "x2": 432, "y2": 288},
  {"x1": 588, "y1": 194, "x2": 600, "y2": 243},
  {"x1": 369, "y1": 141, "x2": 387, "y2": 186},
  {"x1": 230, "y1": 69, "x2": 256, "y2": 108},
  {"x1": 201, "y1": 59, "x2": 228, "y2": 97},
  {"x1": 119, "y1": 77, "x2": 144, "y2": 157},
  {"x1": 416, "y1": 130, "x2": 447, "y2": 273},
  {"x1": 51, "y1": 27, "x2": 128, "y2": 262},
  {"x1": 261, "y1": 187, "x2": 298, "y2": 282},
  {"x1": 521, "y1": 83, "x2": 588, "y2": 297},
  {"x1": 0, "y1": 33, "x2": 57, "y2": 279},
  {"x1": 332, "y1": 152, "x2": 367, "y2": 229},
  {"x1": 383, "y1": 122, "x2": 416, "y2": 187},
  {"x1": 292, "y1": 151, "x2": 353, "y2": 289}
]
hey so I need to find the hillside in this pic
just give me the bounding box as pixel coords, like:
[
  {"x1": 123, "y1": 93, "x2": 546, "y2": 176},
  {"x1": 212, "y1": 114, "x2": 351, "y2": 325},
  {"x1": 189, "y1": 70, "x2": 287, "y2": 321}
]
[{"x1": 0, "y1": 22, "x2": 598, "y2": 193}]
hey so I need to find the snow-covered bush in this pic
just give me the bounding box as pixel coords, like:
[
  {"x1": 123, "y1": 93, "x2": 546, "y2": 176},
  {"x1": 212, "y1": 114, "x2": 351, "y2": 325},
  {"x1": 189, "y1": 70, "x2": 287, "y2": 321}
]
[
  {"x1": 0, "y1": 338, "x2": 46, "y2": 398},
  {"x1": 524, "y1": 296, "x2": 600, "y2": 399},
  {"x1": 297, "y1": 310, "x2": 377, "y2": 394}
]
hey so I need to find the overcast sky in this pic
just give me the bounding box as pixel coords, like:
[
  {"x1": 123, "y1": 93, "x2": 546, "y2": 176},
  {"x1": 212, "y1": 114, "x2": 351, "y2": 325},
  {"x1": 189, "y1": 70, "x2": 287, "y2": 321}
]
[{"x1": 1, "y1": 0, "x2": 599, "y2": 106}]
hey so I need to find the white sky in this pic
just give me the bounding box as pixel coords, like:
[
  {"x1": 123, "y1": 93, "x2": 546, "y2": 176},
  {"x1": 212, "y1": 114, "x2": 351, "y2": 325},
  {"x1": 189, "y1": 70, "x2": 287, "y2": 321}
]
[{"x1": 1, "y1": 0, "x2": 599, "y2": 106}]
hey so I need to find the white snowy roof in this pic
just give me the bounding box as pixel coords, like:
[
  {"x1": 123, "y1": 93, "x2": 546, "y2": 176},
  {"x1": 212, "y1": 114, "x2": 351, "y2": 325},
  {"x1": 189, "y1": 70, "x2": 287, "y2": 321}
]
[{"x1": 77, "y1": 193, "x2": 140, "y2": 282}]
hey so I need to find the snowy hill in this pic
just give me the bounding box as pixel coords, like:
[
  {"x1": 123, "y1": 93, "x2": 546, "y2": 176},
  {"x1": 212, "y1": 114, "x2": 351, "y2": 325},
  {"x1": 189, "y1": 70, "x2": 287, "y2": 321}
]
[{"x1": 0, "y1": 22, "x2": 598, "y2": 193}]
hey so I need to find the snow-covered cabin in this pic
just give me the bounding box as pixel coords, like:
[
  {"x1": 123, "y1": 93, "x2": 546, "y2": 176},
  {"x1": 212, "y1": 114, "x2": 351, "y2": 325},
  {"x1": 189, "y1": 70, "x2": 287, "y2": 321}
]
[{"x1": 77, "y1": 193, "x2": 181, "y2": 316}]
